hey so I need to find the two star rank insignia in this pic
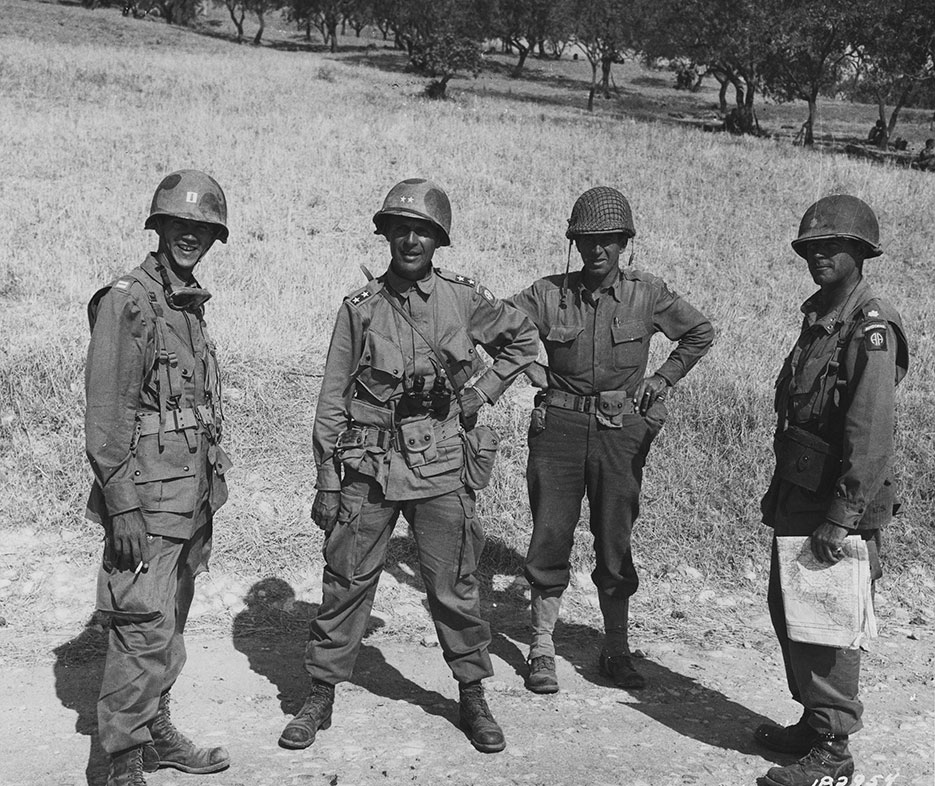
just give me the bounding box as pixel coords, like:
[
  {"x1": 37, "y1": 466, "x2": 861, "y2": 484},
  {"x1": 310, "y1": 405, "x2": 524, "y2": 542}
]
[{"x1": 349, "y1": 289, "x2": 373, "y2": 306}]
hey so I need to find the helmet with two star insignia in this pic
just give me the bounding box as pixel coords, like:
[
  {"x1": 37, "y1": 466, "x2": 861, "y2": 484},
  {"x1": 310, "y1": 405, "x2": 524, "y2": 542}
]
[
  {"x1": 372, "y1": 178, "x2": 452, "y2": 246},
  {"x1": 792, "y1": 194, "x2": 882, "y2": 259}
]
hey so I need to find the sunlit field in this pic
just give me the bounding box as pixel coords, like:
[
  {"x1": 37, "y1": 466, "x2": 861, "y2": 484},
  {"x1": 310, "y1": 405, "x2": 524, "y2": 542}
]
[{"x1": 1, "y1": 0, "x2": 933, "y2": 632}]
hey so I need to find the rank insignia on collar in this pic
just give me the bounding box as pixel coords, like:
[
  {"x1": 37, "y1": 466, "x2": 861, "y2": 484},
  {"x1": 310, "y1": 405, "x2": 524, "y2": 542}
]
[
  {"x1": 349, "y1": 289, "x2": 373, "y2": 306},
  {"x1": 867, "y1": 310, "x2": 879, "y2": 317}
]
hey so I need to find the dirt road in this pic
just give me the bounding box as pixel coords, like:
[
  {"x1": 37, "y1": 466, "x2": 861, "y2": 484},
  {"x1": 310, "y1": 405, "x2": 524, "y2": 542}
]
[{"x1": 1, "y1": 597, "x2": 931, "y2": 786}]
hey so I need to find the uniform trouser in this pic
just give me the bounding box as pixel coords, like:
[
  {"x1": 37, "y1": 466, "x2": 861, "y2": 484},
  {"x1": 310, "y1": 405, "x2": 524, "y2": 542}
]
[
  {"x1": 767, "y1": 537, "x2": 864, "y2": 737},
  {"x1": 97, "y1": 522, "x2": 210, "y2": 755},
  {"x1": 525, "y1": 406, "x2": 657, "y2": 600},
  {"x1": 305, "y1": 471, "x2": 493, "y2": 686}
]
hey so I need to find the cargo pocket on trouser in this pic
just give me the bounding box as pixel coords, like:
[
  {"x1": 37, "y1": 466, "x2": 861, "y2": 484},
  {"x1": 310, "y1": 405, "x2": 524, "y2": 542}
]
[
  {"x1": 457, "y1": 490, "x2": 484, "y2": 581},
  {"x1": 323, "y1": 490, "x2": 366, "y2": 582},
  {"x1": 97, "y1": 534, "x2": 166, "y2": 622}
]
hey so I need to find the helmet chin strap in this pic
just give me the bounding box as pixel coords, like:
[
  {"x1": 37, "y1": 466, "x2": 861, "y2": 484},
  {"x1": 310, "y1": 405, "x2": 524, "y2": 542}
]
[{"x1": 559, "y1": 239, "x2": 573, "y2": 310}]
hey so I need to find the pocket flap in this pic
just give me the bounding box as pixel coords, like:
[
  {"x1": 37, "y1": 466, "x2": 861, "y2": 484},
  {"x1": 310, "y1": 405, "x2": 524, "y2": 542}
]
[
  {"x1": 611, "y1": 321, "x2": 647, "y2": 343},
  {"x1": 133, "y1": 435, "x2": 198, "y2": 483},
  {"x1": 361, "y1": 330, "x2": 405, "y2": 378},
  {"x1": 546, "y1": 325, "x2": 584, "y2": 344}
]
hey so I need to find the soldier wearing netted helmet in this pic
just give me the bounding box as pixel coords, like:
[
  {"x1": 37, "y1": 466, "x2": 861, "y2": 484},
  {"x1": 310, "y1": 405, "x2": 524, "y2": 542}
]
[
  {"x1": 754, "y1": 195, "x2": 908, "y2": 786},
  {"x1": 85, "y1": 170, "x2": 233, "y2": 786},
  {"x1": 278, "y1": 178, "x2": 538, "y2": 755},
  {"x1": 506, "y1": 186, "x2": 714, "y2": 695}
]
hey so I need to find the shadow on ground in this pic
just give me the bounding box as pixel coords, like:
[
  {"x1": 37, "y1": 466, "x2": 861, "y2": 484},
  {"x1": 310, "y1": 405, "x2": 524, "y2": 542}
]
[{"x1": 53, "y1": 618, "x2": 110, "y2": 786}]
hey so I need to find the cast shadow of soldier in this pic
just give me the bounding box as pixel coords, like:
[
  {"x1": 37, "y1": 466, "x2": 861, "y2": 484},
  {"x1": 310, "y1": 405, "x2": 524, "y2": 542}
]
[
  {"x1": 384, "y1": 531, "x2": 781, "y2": 759},
  {"x1": 52, "y1": 615, "x2": 111, "y2": 786}
]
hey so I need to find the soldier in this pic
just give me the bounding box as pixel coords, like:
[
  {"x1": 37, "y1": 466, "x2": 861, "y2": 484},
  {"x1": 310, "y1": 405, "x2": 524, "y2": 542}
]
[
  {"x1": 506, "y1": 186, "x2": 714, "y2": 694},
  {"x1": 278, "y1": 178, "x2": 539, "y2": 754},
  {"x1": 754, "y1": 195, "x2": 908, "y2": 786},
  {"x1": 85, "y1": 171, "x2": 234, "y2": 786}
]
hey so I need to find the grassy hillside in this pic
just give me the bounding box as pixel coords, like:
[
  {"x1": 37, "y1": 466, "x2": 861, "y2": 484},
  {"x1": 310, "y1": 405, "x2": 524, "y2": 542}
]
[{"x1": 1, "y1": 0, "x2": 933, "y2": 629}]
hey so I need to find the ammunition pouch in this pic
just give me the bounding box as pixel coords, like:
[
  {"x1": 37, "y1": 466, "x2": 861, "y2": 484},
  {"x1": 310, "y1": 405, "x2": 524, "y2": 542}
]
[
  {"x1": 596, "y1": 390, "x2": 631, "y2": 429},
  {"x1": 335, "y1": 425, "x2": 392, "y2": 473},
  {"x1": 398, "y1": 418, "x2": 439, "y2": 468},
  {"x1": 775, "y1": 426, "x2": 841, "y2": 494}
]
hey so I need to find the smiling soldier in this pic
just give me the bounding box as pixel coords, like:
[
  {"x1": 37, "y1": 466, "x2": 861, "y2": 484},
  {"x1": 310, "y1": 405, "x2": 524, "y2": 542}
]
[
  {"x1": 85, "y1": 171, "x2": 233, "y2": 786},
  {"x1": 755, "y1": 195, "x2": 909, "y2": 786},
  {"x1": 506, "y1": 186, "x2": 714, "y2": 694},
  {"x1": 278, "y1": 178, "x2": 538, "y2": 754}
]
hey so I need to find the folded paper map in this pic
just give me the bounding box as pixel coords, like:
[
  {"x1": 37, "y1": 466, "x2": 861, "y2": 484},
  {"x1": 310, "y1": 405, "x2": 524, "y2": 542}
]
[{"x1": 777, "y1": 536, "x2": 877, "y2": 650}]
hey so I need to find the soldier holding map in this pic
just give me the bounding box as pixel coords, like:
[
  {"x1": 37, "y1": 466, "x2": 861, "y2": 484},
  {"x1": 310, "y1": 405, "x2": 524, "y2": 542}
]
[{"x1": 755, "y1": 195, "x2": 909, "y2": 786}]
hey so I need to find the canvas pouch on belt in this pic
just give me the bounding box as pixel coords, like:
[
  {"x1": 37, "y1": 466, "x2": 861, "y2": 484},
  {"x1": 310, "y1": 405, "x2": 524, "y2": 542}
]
[
  {"x1": 775, "y1": 426, "x2": 841, "y2": 494},
  {"x1": 596, "y1": 390, "x2": 630, "y2": 428}
]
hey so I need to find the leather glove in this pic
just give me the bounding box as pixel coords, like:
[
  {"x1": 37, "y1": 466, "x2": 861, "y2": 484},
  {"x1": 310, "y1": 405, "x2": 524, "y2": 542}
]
[
  {"x1": 311, "y1": 490, "x2": 341, "y2": 533},
  {"x1": 632, "y1": 374, "x2": 670, "y2": 416},
  {"x1": 459, "y1": 387, "x2": 484, "y2": 430},
  {"x1": 109, "y1": 509, "x2": 150, "y2": 572},
  {"x1": 810, "y1": 521, "x2": 849, "y2": 564}
]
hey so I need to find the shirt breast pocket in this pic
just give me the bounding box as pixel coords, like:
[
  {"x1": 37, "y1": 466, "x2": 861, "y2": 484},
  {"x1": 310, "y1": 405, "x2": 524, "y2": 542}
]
[
  {"x1": 357, "y1": 330, "x2": 405, "y2": 403},
  {"x1": 611, "y1": 320, "x2": 648, "y2": 370}
]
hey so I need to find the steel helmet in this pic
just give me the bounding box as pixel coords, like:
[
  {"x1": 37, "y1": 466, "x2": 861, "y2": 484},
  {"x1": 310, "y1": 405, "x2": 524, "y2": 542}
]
[
  {"x1": 566, "y1": 186, "x2": 635, "y2": 239},
  {"x1": 144, "y1": 170, "x2": 229, "y2": 243},
  {"x1": 791, "y1": 195, "x2": 881, "y2": 259},
  {"x1": 372, "y1": 178, "x2": 452, "y2": 246}
]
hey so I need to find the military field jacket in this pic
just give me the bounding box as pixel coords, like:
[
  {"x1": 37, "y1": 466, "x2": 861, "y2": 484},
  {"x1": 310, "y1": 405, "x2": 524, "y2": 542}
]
[
  {"x1": 84, "y1": 254, "x2": 229, "y2": 539},
  {"x1": 763, "y1": 279, "x2": 909, "y2": 533},
  {"x1": 313, "y1": 266, "x2": 538, "y2": 500}
]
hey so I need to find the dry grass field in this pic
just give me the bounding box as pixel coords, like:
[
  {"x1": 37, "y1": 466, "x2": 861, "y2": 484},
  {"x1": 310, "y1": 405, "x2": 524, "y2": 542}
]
[{"x1": 1, "y1": 0, "x2": 933, "y2": 637}]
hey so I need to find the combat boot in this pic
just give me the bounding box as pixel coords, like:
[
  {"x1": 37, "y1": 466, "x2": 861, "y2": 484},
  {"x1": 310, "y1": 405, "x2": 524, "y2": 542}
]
[
  {"x1": 278, "y1": 680, "x2": 334, "y2": 750},
  {"x1": 525, "y1": 655, "x2": 559, "y2": 694},
  {"x1": 754, "y1": 712, "x2": 821, "y2": 755},
  {"x1": 150, "y1": 692, "x2": 231, "y2": 774},
  {"x1": 758, "y1": 735, "x2": 854, "y2": 786},
  {"x1": 599, "y1": 651, "x2": 646, "y2": 690},
  {"x1": 106, "y1": 745, "x2": 147, "y2": 786},
  {"x1": 458, "y1": 681, "x2": 506, "y2": 753}
]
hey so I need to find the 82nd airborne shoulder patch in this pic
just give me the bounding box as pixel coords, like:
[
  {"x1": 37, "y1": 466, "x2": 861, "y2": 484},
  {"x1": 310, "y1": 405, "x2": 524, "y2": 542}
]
[{"x1": 863, "y1": 322, "x2": 888, "y2": 352}]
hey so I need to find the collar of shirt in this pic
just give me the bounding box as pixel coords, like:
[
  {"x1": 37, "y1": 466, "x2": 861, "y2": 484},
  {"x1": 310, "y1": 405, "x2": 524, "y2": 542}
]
[
  {"x1": 800, "y1": 278, "x2": 872, "y2": 334},
  {"x1": 571, "y1": 268, "x2": 623, "y2": 304},
  {"x1": 384, "y1": 266, "x2": 437, "y2": 300}
]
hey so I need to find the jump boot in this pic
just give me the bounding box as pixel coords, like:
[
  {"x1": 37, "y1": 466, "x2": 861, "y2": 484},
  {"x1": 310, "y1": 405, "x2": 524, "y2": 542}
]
[
  {"x1": 598, "y1": 594, "x2": 646, "y2": 689},
  {"x1": 458, "y1": 680, "x2": 506, "y2": 753},
  {"x1": 106, "y1": 745, "x2": 147, "y2": 786},
  {"x1": 278, "y1": 680, "x2": 334, "y2": 749},
  {"x1": 525, "y1": 589, "x2": 561, "y2": 694},
  {"x1": 758, "y1": 735, "x2": 854, "y2": 786},
  {"x1": 150, "y1": 691, "x2": 231, "y2": 774},
  {"x1": 754, "y1": 711, "x2": 821, "y2": 755}
]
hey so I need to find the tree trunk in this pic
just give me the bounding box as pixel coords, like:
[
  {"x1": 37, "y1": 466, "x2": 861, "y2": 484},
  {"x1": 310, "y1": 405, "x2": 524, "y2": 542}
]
[
  {"x1": 804, "y1": 97, "x2": 818, "y2": 146},
  {"x1": 305, "y1": 20, "x2": 311, "y2": 42},
  {"x1": 713, "y1": 73, "x2": 729, "y2": 114},
  {"x1": 327, "y1": 19, "x2": 338, "y2": 52},
  {"x1": 600, "y1": 57, "x2": 613, "y2": 98},
  {"x1": 253, "y1": 10, "x2": 264, "y2": 45},
  {"x1": 512, "y1": 46, "x2": 529, "y2": 77},
  {"x1": 587, "y1": 62, "x2": 597, "y2": 111}
]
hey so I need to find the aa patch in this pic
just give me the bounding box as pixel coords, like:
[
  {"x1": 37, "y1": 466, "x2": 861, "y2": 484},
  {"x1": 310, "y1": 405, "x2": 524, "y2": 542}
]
[
  {"x1": 476, "y1": 284, "x2": 496, "y2": 304},
  {"x1": 864, "y1": 324, "x2": 888, "y2": 352}
]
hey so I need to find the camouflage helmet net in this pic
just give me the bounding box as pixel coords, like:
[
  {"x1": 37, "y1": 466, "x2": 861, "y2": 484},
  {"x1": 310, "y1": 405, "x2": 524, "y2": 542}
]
[
  {"x1": 791, "y1": 194, "x2": 882, "y2": 259},
  {"x1": 566, "y1": 186, "x2": 635, "y2": 239},
  {"x1": 144, "y1": 170, "x2": 229, "y2": 243}
]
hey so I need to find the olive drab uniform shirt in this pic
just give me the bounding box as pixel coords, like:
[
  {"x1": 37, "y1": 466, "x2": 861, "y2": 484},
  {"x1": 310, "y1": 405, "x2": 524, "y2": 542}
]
[
  {"x1": 85, "y1": 254, "x2": 231, "y2": 540},
  {"x1": 507, "y1": 268, "x2": 714, "y2": 396},
  {"x1": 313, "y1": 267, "x2": 539, "y2": 501},
  {"x1": 762, "y1": 279, "x2": 909, "y2": 534}
]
